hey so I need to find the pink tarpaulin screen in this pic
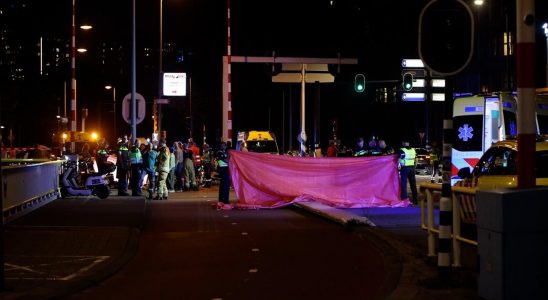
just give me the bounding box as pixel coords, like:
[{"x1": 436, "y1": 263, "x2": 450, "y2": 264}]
[{"x1": 229, "y1": 150, "x2": 408, "y2": 209}]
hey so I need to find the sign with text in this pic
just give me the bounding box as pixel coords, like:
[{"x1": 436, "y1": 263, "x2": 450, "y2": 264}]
[{"x1": 163, "y1": 73, "x2": 187, "y2": 96}]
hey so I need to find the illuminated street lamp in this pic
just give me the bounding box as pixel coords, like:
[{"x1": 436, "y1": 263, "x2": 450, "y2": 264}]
[{"x1": 473, "y1": 0, "x2": 484, "y2": 6}]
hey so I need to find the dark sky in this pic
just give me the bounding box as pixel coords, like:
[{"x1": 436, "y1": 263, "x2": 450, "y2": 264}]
[{"x1": 4, "y1": 0, "x2": 548, "y2": 149}]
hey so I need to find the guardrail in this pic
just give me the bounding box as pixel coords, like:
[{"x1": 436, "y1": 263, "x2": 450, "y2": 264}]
[
  {"x1": 2, "y1": 159, "x2": 63, "y2": 223},
  {"x1": 419, "y1": 182, "x2": 477, "y2": 267}
]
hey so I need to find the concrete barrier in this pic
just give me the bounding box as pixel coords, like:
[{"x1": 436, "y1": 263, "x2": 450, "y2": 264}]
[
  {"x1": 2, "y1": 159, "x2": 63, "y2": 223},
  {"x1": 477, "y1": 187, "x2": 548, "y2": 300}
]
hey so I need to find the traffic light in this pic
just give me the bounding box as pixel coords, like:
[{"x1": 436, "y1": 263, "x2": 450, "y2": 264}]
[
  {"x1": 354, "y1": 74, "x2": 365, "y2": 93},
  {"x1": 402, "y1": 73, "x2": 413, "y2": 91}
]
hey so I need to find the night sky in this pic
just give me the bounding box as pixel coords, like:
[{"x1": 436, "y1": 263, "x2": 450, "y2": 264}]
[{"x1": 3, "y1": 0, "x2": 548, "y2": 150}]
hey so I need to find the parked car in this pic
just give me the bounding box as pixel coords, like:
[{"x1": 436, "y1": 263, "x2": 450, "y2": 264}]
[
  {"x1": 457, "y1": 139, "x2": 548, "y2": 189},
  {"x1": 414, "y1": 147, "x2": 431, "y2": 175},
  {"x1": 236, "y1": 131, "x2": 280, "y2": 154}
]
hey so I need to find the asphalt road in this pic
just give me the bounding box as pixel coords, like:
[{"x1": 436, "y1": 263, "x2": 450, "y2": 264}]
[{"x1": 63, "y1": 189, "x2": 399, "y2": 300}]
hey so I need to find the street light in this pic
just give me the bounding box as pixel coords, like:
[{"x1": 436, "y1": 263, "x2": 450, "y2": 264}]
[{"x1": 105, "y1": 85, "x2": 116, "y2": 140}]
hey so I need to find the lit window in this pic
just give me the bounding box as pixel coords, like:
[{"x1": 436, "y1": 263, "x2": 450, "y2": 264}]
[{"x1": 503, "y1": 32, "x2": 513, "y2": 56}]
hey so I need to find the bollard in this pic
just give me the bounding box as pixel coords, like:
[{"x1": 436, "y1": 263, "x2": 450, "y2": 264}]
[{"x1": 437, "y1": 196, "x2": 452, "y2": 275}]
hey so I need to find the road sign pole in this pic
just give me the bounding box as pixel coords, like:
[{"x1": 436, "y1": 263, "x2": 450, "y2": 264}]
[{"x1": 131, "y1": 0, "x2": 137, "y2": 141}]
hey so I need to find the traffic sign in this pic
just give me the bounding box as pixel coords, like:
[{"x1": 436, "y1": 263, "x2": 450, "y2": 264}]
[
  {"x1": 156, "y1": 98, "x2": 170, "y2": 104},
  {"x1": 419, "y1": 0, "x2": 474, "y2": 76},
  {"x1": 122, "y1": 93, "x2": 146, "y2": 125}
]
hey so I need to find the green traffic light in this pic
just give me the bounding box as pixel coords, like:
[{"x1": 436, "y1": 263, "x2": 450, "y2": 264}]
[
  {"x1": 402, "y1": 73, "x2": 413, "y2": 91},
  {"x1": 354, "y1": 73, "x2": 365, "y2": 93}
]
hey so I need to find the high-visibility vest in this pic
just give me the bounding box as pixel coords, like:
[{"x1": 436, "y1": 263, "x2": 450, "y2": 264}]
[
  {"x1": 400, "y1": 148, "x2": 416, "y2": 166},
  {"x1": 129, "y1": 148, "x2": 142, "y2": 164}
]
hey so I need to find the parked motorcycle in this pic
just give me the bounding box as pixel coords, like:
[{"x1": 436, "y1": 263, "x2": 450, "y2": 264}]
[{"x1": 60, "y1": 156, "x2": 114, "y2": 199}]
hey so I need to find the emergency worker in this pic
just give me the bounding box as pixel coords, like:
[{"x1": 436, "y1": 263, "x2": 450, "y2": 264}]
[
  {"x1": 155, "y1": 140, "x2": 171, "y2": 200},
  {"x1": 216, "y1": 141, "x2": 231, "y2": 209},
  {"x1": 96, "y1": 138, "x2": 115, "y2": 174},
  {"x1": 129, "y1": 139, "x2": 143, "y2": 196},
  {"x1": 116, "y1": 136, "x2": 130, "y2": 196},
  {"x1": 398, "y1": 139, "x2": 418, "y2": 204}
]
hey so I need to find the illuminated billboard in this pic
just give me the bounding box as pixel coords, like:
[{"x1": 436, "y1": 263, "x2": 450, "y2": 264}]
[{"x1": 163, "y1": 73, "x2": 187, "y2": 96}]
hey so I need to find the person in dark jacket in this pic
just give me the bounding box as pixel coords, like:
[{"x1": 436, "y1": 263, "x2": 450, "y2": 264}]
[
  {"x1": 352, "y1": 137, "x2": 367, "y2": 157},
  {"x1": 142, "y1": 143, "x2": 158, "y2": 199},
  {"x1": 215, "y1": 141, "x2": 232, "y2": 209},
  {"x1": 116, "y1": 135, "x2": 130, "y2": 196},
  {"x1": 129, "y1": 139, "x2": 143, "y2": 196}
]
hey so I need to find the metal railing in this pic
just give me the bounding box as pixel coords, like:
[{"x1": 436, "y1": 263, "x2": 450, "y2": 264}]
[
  {"x1": 419, "y1": 182, "x2": 477, "y2": 267},
  {"x1": 2, "y1": 159, "x2": 63, "y2": 223}
]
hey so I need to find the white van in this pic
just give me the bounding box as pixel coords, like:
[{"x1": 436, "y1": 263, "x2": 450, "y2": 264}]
[{"x1": 451, "y1": 93, "x2": 517, "y2": 184}]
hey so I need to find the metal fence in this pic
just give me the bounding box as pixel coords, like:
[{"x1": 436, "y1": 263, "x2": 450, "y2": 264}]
[{"x1": 419, "y1": 182, "x2": 477, "y2": 267}]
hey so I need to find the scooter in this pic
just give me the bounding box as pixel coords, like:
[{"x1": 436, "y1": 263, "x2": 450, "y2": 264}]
[{"x1": 60, "y1": 156, "x2": 113, "y2": 199}]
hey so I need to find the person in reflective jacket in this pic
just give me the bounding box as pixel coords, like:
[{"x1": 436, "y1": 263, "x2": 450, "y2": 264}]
[
  {"x1": 398, "y1": 139, "x2": 417, "y2": 204},
  {"x1": 215, "y1": 141, "x2": 232, "y2": 209}
]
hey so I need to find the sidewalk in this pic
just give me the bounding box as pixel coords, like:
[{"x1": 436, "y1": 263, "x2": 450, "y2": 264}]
[{"x1": 1, "y1": 196, "x2": 146, "y2": 300}]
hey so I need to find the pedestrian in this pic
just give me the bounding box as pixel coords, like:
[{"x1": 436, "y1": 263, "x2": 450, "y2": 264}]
[
  {"x1": 327, "y1": 141, "x2": 339, "y2": 157},
  {"x1": 183, "y1": 142, "x2": 197, "y2": 191},
  {"x1": 174, "y1": 141, "x2": 185, "y2": 191},
  {"x1": 166, "y1": 144, "x2": 176, "y2": 192},
  {"x1": 155, "y1": 140, "x2": 171, "y2": 200},
  {"x1": 398, "y1": 139, "x2": 418, "y2": 205},
  {"x1": 129, "y1": 139, "x2": 143, "y2": 196},
  {"x1": 368, "y1": 136, "x2": 381, "y2": 155},
  {"x1": 378, "y1": 139, "x2": 395, "y2": 155},
  {"x1": 216, "y1": 141, "x2": 232, "y2": 209},
  {"x1": 201, "y1": 143, "x2": 213, "y2": 188},
  {"x1": 79, "y1": 142, "x2": 93, "y2": 172},
  {"x1": 352, "y1": 137, "x2": 367, "y2": 157},
  {"x1": 429, "y1": 140, "x2": 441, "y2": 183},
  {"x1": 142, "y1": 143, "x2": 158, "y2": 199},
  {"x1": 116, "y1": 135, "x2": 130, "y2": 196}
]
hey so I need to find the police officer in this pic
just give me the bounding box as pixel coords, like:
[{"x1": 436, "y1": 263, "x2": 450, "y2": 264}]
[
  {"x1": 95, "y1": 138, "x2": 109, "y2": 168},
  {"x1": 216, "y1": 141, "x2": 231, "y2": 209},
  {"x1": 129, "y1": 139, "x2": 143, "y2": 196},
  {"x1": 398, "y1": 139, "x2": 418, "y2": 204},
  {"x1": 116, "y1": 135, "x2": 130, "y2": 196}
]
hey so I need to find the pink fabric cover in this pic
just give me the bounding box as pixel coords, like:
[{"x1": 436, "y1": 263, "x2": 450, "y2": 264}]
[{"x1": 229, "y1": 150, "x2": 408, "y2": 209}]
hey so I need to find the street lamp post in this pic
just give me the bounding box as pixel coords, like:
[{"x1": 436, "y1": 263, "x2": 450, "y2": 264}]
[
  {"x1": 105, "y1": 85, "x2": 116, "y2": 140},
  {"x1": 543, "y1": 23, "x2": 548, "y2": 87}
]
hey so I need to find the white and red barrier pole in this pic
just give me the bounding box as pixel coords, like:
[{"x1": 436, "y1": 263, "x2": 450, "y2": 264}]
[{"x1": 516, "y1": 0, "x2": 536, "y2": 189}]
